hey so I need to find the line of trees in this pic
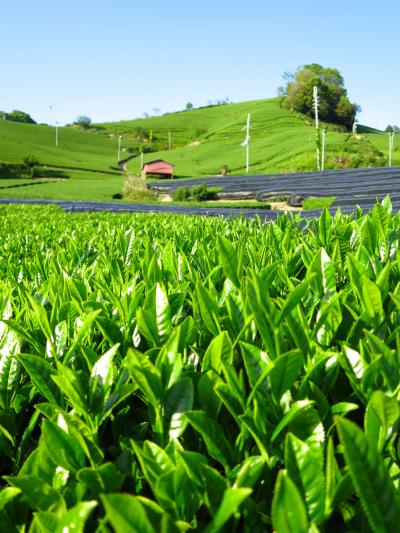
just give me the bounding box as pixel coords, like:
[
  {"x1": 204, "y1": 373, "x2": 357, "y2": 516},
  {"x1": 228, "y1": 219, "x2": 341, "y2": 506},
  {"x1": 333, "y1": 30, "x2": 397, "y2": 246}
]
[{"x1": 0, "y1": 110, "x2": 36, "y2": 124}]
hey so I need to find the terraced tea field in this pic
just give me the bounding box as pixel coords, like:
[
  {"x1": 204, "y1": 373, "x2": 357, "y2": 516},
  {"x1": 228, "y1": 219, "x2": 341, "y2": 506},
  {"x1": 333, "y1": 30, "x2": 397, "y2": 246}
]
[
  {"x1": 0, "y1": 98, "x2": 395, "y2": 203},
  {"x1": 1, "y1": 166, "x2": 399, "y2": 219},
  {"x1": 152, "y1": 166, "x2": 400, "y2": 213},
  {"x1": 0, "y1": 120, "x2": 124, "y2": 201},
  {"x1": 0, "y1": 120, "x2": 118, "y2": 173},
  {"x1": 1, "y1": 202, "x2": 400, "y2": 531}
]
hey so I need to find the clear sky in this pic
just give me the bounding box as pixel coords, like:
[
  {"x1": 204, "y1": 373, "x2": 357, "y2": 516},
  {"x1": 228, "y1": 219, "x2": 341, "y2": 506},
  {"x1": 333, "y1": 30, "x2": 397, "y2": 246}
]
[{"x1": 2, "y1": 0, "x2": 399, "y2": 129}]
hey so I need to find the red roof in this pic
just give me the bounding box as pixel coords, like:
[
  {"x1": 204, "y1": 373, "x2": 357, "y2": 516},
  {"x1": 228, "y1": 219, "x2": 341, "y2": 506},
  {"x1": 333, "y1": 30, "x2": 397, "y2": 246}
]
[{"x1": 143, "y1": 159, "x2": 174, "y2": 173}]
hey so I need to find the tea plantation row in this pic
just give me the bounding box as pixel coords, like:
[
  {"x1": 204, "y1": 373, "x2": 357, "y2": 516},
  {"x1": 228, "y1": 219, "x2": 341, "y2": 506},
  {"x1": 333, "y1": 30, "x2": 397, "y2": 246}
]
[{"x1": 0, "y1": 203, "x2": 399, "y2": 532}]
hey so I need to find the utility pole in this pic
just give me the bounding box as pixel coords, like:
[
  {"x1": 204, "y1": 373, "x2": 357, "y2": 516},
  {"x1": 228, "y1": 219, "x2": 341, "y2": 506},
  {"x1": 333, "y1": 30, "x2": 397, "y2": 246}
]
[
  {"x1": 168, "y1": 131, "x2": 171, "y2": 150},
  {"x1": 313, "y1": 86, "x2": 320, "y2": 171},
  {"x1": 313, "y1": 86, "x2": 319, "y2": 129},
  {"x1": 240, "y1": 113, "x2": 251, "y2": 173},
  {"x1": 140, "y1": 151, "x2": 144, "y2": 175},
  {"x1": 118, "y1": 135, "x2": 122, "y2": 162},
  {"x1": 49, "y1": 105, "x2": 59, "y2": 147},
  {"x1": 55, "y1": 121, "x2": 59, "y2": 147},
  {"x1": 389, "y1": 131, "x2": 395, "y2": 167},
  {"x1": 321, "y1": 128, "x2": 326, "y2": 172}
]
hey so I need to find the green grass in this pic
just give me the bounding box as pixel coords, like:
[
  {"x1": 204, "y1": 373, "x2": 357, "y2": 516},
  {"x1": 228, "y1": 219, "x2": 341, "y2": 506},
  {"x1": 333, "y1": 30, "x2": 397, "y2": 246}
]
[
  {"x1": 302, "y1": 196, "x2": 336, "y2": 210},
  {"x1": 0, "y1": 170, "x2": 124, "y2": 201},
  {"x1": 366, "y1": 132, "x2": 400, "y2": 165},
  {"x1": 190, "y1": 200, "x2": 271, "y2": 209},
  {"x1": 0, "y1": 120, "x2": 119, "y2": 173},
  {"x1": 155, "y1": 200, "x2": 272, "y2": 209}
]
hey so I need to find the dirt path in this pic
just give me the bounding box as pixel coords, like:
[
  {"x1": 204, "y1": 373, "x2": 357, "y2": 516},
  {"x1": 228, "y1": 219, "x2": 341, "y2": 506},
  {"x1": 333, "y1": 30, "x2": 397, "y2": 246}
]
[{"x1": 118, "y1": 155, "x2": 137, "y2": 173}]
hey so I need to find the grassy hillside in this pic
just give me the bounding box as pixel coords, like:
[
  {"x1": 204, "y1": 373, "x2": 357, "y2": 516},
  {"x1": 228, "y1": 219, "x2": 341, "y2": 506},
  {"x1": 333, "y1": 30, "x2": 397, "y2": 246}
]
[
  {"x1": 97, "y1": 99, "x2": 386, "y2": 179},
  {"x1": 366, "y1": 132, "x2": 400, "y2": 165},
  {"x1": 0, "y1": 120, "x2": 119, "y2": 172},
  {"x1": 0, "y1": 98, "x2": 390, "y2": 201},
  {"x1": 0, "y1": 170, "x2": 124, "y2": 201},
  {"x1": 0, "y1": 120, "x2": 124, "y2": 200}
]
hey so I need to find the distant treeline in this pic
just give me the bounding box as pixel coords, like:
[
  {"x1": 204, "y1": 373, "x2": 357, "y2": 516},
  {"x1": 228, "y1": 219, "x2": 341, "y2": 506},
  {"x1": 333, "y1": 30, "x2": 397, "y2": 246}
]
[{"x1": 0, "y1": 110, "x2": 36, "y2": 124}]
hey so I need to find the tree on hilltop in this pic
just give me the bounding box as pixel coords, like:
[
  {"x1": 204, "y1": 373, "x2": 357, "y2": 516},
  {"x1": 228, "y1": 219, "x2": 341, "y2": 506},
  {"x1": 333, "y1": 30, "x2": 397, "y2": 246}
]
[
  {"x1": 279, "y1": 64, "x2": 360, "y2": 130},
  {"x1": 74, "y1": 115, "x2": 92, "y2": 128}
]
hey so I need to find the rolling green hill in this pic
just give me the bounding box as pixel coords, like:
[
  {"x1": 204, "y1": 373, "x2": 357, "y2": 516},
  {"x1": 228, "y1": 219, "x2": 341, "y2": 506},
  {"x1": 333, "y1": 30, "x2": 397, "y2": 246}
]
[
  {"x1": 0, "y1": 98, "x2": 394, "y2": 201},
  {"x1": 0, "y1": 120, "x2": 119, "y2": 172},
  {"x1": 97, "y1": 98, "x2": 389, "y2": 179},
  {"x1": 0, "y1": 120, "x2": 124, "y2": 200}
]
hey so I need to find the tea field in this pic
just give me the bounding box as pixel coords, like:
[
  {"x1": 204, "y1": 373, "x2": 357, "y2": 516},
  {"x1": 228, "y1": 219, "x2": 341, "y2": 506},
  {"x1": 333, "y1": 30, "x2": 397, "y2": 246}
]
[
  {"x1": 0, "y1": 98, "x2": 395, "y2": 203},
  {"x1": 1, "y1": 202, "x2": 400, "y2": 532}
]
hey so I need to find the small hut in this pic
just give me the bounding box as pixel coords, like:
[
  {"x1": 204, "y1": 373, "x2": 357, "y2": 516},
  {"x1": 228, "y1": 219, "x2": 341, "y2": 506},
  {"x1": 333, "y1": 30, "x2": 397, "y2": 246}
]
[{"x1": 142, "y1": 160, "x2": 174, "y2": 179}]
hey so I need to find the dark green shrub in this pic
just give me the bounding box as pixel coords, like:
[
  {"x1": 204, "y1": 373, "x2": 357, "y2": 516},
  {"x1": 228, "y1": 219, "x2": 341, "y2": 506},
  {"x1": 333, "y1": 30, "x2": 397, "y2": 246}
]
[
  {"x1": 191, "y1": 183, "x2": 218, "y2": 201},
  {"x1": 190, "y1": 126, "x2": 208, "y2": 140},
  {"x1": 23, "y1": 154, "x2": 39, "y2": 168},
  {"x1": 173, "y1": 186, "x2": 191, "y2": 201},
  {"x1": 0, "y1": 163, "x2": 24, "y2": 179},
  {"x1": 31, "y1": 165, "x2": 42, "y2": 178},
  {"x1": 22, "y1": 154, "x2": 40, "y2": 177},
  {"x1": 172, "y1": 184, "x2": 219, "y2": 202}
]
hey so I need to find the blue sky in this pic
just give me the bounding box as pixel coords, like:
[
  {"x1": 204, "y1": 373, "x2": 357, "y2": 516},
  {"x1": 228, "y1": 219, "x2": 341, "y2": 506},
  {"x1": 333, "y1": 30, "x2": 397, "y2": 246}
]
[{"x1": 2, "y1": 0, "x2": 399, "y2": 129}]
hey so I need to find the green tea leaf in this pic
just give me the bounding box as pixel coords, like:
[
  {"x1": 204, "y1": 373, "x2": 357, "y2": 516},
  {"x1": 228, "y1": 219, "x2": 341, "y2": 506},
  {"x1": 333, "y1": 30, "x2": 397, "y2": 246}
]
[
  {"x1": 269, "y1": 350, "x2": 303, "y2": 403},
  {"x1": 126, "y1": 349, "x2": 163, "y2": 407},
  {"x1": 91, "y1": 344, "x2": 119, "y2": 397},
  {"x1": 4, "y1": 475, "x2": 63, "y2": 512},
  {"x1": 196, "y1": 282, "x2": 220, "y2": 337},
  {"x1": 185, "y1": 411, "x2": 232, "y2": 470},
  {"x1": 318, "y1": 208, "x2": 332, "y2": 247},
  {"x1": 271, "y1": 470, "x2": 308, "y2": 533},
  {"x1": 217, "y1": 235, "x2": 240, "y2": 288},
  {"x1": 371, "y1": 202, "x2": 389, "y2": 240},
  {"x1": 42, "y1": 419, "x2": 85, "y2": 472},
  {"x1": 365, "y1": 391, "x2": 400, "y2": 451},
  {"x1": 232, "y1": 455, "x2": 266, "y2": 489},
  {"x1": 77, "y1": 463, "x2": 124, "y2": 493},
  {"x1": 56, "y1": 501, "x2": 97, "y2": 533},
  {"x1": 154, "y1": 464, "x2": 200, "y2": 521},
  {"x1": 164, "y1": 377, "x2": 194, "y2": 439},
  {"x1": 18, "y1": 354, "x2": 59, "y2": 404},
  {"x1": 276, "y1": 282, "x2": 308, "y2": 325},
  {"x1": 202, "y1": 331, "x2": 233, "y2": 373},
  {"x1": 272, "y1": 401, "x2": 314, "y2": 443},
  {"x1": 52, "y1": 363, "x2": 87, "y2": 413},
  {"x1": 205, "y1": 487, "x2": 252, "y2": 533},
  {"x1": 285, "y1": 433, "x2": 325, "y2": 525},
  {"x1": 101, "y1": 493, "x2": 158, "y2": 533},
  {"x1": 0, "y1": 487, "x2": 21, "y2": 511},
  {"x1": 361, "y1": 217, "x2": 377, "y2": 254},
  {"x1": 336, "y1": 417, "x2": 400, "y2": 532},
  {"x1": 361, "y1": 276, "x2": 383, "y2": 325}
]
